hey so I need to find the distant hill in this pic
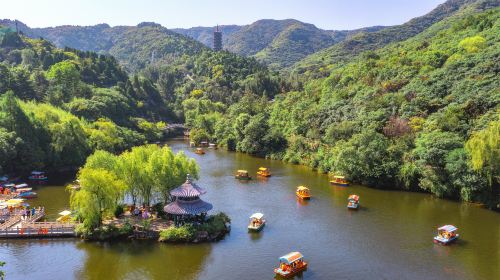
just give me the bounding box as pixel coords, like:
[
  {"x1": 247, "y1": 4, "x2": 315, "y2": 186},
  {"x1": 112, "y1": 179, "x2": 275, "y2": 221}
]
[
  {"x1": 0, "y1": 19, "x2": 384, "y2": 71},
  {"x1": 293, "y1": 0, "x2": 498, "y2": 74},
  {"x1": 0, "y1": 20, "x2": 207, "y2": 72},
  {"x1": 175, "y1": 19, "x2": 384, "y2": 69},
  {"x1": 172, "y1": 25, "x2": 243, "y2": 48}
]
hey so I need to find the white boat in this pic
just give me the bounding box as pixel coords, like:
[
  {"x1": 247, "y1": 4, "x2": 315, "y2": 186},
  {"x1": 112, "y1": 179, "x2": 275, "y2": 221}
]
[{"x1": 248, "y1": 213, "x2": 266, "y2": 232}]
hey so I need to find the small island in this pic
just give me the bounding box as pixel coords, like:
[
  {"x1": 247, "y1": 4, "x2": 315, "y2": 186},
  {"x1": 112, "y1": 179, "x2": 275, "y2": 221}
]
[{"x1": 68, "y1": 144, "x2": 230, "y2": 243}]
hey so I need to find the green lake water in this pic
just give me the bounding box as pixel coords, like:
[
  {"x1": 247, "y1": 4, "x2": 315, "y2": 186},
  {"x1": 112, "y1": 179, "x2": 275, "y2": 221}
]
[{"x1": 1, "y1": 139, "x2": 498, "y2": 279}]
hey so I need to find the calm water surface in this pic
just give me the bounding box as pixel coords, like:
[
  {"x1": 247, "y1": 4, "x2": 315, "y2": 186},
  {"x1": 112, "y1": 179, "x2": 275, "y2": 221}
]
[{"x1": 1, "y1": 140, "x2": 499, "y2": 280}]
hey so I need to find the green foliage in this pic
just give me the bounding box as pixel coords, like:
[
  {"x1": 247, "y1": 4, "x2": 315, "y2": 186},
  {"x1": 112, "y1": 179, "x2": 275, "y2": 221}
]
[
  {"x1": 0, "y1": 260, "x2": 5, "y2": 280},
  {"x1": 159, "y1": 225, "x2": 195, "y2": 242},
  {"x1": 70, "y1": 167, "x2": 125, "y2": 230},
  {"x1": 459, "y1": 35, "x2": 487, "y2": 52}
]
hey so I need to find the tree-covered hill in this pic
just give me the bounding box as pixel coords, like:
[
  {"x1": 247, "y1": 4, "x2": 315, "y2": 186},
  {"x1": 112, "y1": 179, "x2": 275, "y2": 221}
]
[
  {"x1": 0, "y1": 19, "x2": 383, "y2": 72},
  {"x1": 0, "y1": 21, "x2": 208, "y2": 72},
  {"x1": 175, "y1": 19, "x2": 384, "y2": 69},
  {"x1": 292, "y1": 0, "x2": 497, "y2": 75},
  {"x1": 172, "y1": 25, "x2": 243, "y2": 48},
  {"x1": 0, "y1": 26, "x2": 279, "y2": 175},
  {"x1": 182, "y1": 5, "x2": 500, "y2": 208}
]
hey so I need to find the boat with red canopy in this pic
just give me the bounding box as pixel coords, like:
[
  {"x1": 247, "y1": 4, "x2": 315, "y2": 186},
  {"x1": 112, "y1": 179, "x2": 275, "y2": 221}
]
[
  {"x1": 274, "y1": 251, "x2": 307, "y2": 278},
  {"x1": 347, "y1": 194, "x2": 359, "y2": 209}
]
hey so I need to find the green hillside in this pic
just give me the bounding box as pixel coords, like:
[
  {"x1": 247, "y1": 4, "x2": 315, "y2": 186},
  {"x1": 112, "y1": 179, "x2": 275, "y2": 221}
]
[
  {"x1": 293, "y1": 0, "x2": 496, "y2": 76},
  {"x1": 183, "y1": 5, "x2": 500, "y2": 208},
  {"x1": 0, "y1": 21, "x2": 208, "y2": 72},
  {"x1": 0, "y1": 29, "x2": 275, "y2": 175}
]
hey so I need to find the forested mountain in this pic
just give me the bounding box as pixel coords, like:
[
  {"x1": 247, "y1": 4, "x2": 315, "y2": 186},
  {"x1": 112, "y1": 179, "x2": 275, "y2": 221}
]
[
  {"x1": 172, "y1": 25, "x2": 243, "y2": 47},
  {"x1": 0, "y1": 19, "x2": 383, "y2": 71},
  {"x1": 293, "y1": 0, "x2": 497, "y2": 75},
  {"x1": 175, "y1": 19, "x2": 384, "y2": 69},
  {"x1": 182, "y1": 5, "x2": 500, "y2": 208},
  {"x1": 0, "y1": 26, "x2": 275, "y2": 175},
  {"x1": 0, "y1": 21, "x2": 207, "y2": 72}
]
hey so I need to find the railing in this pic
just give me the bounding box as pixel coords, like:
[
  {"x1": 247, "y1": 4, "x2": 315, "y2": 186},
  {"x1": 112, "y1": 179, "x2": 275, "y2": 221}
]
[
  {"x1": 0, "y1": 223, "x2": 77, "y2": 238},
  {"x1": 0, "y1": 213, "x2": 23, "y2": 230}
]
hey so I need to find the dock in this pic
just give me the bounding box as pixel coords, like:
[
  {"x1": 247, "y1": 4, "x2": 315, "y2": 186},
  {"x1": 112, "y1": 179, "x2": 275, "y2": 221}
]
[{"x1": 0, "y1": 207, "x2": 78, "y2": 238}]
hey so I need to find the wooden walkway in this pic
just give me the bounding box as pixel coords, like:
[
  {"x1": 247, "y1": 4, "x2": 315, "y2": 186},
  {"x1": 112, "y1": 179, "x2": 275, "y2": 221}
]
[
  {"x1": 0, "y1": 207, "x2": 77, "y2": 238},
  {"x1": 0, "y1": 222, "x2": 77, "y2": 238}
]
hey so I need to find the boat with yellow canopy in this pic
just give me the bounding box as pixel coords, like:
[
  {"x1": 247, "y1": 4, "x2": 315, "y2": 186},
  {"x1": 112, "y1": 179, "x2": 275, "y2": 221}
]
[
  {"x1": 330, "y1": 175, "x2": 349, "y2": 186},
  {"x1": 256, "y1": 167, "x2": 271, "y2": 177},
  {"x1": 274, "y1": 251, "x2": 308, "y2": 278},
  {"x1": 56, "y1": 210, "x2": 72, "y2": 223},
  {"x1": 296, "y1": 186, "x2": 311, "y2": 200},
  {"x1": 194, "y1": 148, "x2": 205, "y2": 155},
  {"x1": 235, "y1": 170, "x2": 251, "y2": 180}
]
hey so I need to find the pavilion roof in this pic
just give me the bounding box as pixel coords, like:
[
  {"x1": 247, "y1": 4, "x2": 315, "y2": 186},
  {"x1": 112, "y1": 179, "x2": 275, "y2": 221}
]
[
  {"x1": 164, "y1": 199, "x2": 213, "y2": 215},
  {"x1": 170, "y1": 175, "x2": 207, "y2": 198}
]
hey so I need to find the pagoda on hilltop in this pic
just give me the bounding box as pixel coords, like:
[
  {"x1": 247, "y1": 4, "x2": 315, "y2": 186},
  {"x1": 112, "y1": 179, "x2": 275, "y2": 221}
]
[{"x1": 213, "y1": 25, "x2": 222, "y2": 51}]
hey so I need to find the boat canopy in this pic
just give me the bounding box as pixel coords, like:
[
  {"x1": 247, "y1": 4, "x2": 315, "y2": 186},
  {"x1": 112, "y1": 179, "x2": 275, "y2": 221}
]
[
  {"x1": 297, "y1": 186, "x2": 309, "y2": 191},
  {"x1": 279, "y1": 252, "x2": 303, "y2": 264},
  {"x1": 4, "y1": 199, "x2": 24, "y2": 206},
  {"x1": 59, "y1": 210, "x2": 71, "y2": 216},
  {"x1": 258, "y1": 167, "x2": 268, "y2": 171},
  {"x1": 348, "y1": 194, "x2": 359, "y2": 201},
  {"x1": 4, "y1": 184, "x2": 15, "y2": 188},
  {"x1": 31, "y1": 171, "x2": 45, "y2": 175},
  {"x1": 250, "y1": 213, "x2": 264, "y2": 220},
  {"x1": 438, "y1": 225, "x2": 457, "y2": 232},
  {"x1": 334, "y1": 175, "x2": 345, "y2": 179},
  {"x1": 15, "y1": 183, "x2": 29, "y2": 189},
  {"x1": 237, "y1": 170, "x2": 248, "y2": 173},
  {"x1": 16, "y1": 187, "x2": 32, "y2": 192}
]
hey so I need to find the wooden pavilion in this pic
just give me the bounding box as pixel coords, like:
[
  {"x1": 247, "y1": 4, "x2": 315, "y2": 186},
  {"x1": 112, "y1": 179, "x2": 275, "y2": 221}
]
[{"x1": 164, "y1": 175, "x2": 213, "y2": 225}]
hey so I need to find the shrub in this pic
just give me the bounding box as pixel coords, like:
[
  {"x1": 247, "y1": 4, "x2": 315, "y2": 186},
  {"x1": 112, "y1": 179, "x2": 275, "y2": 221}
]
[{"x1": 159, "y1": 225, "x2": 195, "y2": 242}]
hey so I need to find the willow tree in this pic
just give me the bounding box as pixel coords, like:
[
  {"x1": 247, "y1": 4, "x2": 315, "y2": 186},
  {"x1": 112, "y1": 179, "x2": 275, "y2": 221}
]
[
  {"x1": 465, "y1": 117, "x2": 500, "y2": 207},
  {"x1": 116, "y1": 146, "x2": 154, "y2": 207},
  {"x1": 71, "y1": 168, "x2": 125, "y2": 229},
  {"x1": 148, "y1": 147, "x2": 199, "y2": 204}
]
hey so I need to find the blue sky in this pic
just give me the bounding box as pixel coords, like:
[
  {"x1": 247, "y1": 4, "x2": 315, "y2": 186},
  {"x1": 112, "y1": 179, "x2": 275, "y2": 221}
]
[{"x1": 2, "y1": 0, "x2": 446, "y2": 30}]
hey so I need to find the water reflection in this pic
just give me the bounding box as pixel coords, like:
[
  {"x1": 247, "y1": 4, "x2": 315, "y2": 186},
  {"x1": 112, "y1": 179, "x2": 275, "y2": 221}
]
[{"x1": 75, "y1": 241, "x2": 211, "y2": 280}]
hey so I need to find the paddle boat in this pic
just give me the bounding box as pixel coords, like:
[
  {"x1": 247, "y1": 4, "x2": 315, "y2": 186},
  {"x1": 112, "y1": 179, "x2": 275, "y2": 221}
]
[
  {"x1": 195, "y1": 148, "x2": 205, "y2": 155},
  {"x1": 274, "y1": 251, "x2": 308, "y2": 278},
  {"x1": 248, "y1": 213, "x2": 266, "y2": 232},
  {"x1": 330, "y1": 175, "x2": 349, "y2": 186},
  {"x1": 28, "y1": 171, "x2": 48, "y2": 181},
  {"x1": 14, "y1": 183, "x2": 29, "y2": 190},
  {"x1": 56, "y1": 210, "x2": 72, "y2": 223},
  {"x1": 209, "y1": 143, "x2": 217, "y2": 149},
  {"x1": 434, "y1": 225, "x2": 459, "y2": 245},
  {"x1": 17, "y1": 191, "x2": 37, "y2": 199},
  {"x1": 256, "y1": 167, "x2": 271, "y2": 177},
  {"x1": 15, "y1": 187, "x2": 32, "y2": 193},
  {"x1": 347, "y1": 194, "x2": 359, "y2": 209},
  {"x1": 296, "y1": 186, "x2": 311, "y2": 200},
  {"x1": 235, "y1": 170, "x2": 252, "y2": 180}
]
